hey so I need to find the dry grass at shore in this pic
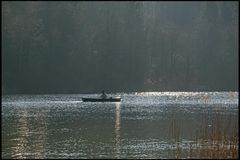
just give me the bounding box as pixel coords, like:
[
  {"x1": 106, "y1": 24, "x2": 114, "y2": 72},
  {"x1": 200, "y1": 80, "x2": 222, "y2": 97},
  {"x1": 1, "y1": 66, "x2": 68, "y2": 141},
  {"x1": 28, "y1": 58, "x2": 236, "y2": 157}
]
[{"x1": 171, "y1": 114, "x2": 238, "y2": 159}]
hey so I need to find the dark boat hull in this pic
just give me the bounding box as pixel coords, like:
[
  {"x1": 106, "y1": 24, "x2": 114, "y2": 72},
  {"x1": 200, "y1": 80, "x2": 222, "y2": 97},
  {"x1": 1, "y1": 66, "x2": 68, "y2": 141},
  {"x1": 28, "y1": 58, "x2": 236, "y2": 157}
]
[{"x1": 82, "y1": 97, "x2": 121, "y2": 102}]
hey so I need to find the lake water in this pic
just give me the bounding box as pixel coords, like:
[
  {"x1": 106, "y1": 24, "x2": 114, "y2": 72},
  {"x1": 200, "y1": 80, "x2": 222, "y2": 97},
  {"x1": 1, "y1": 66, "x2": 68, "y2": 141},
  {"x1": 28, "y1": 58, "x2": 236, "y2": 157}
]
[{"x1": 2, "y1": 92, "x2": 238, "y2": 159}]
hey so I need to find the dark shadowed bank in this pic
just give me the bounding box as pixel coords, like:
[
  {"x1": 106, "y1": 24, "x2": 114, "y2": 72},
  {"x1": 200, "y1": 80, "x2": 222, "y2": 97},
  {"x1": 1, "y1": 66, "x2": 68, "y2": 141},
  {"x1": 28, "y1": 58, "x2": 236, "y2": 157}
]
[{"x1": 2, "y1": 2, "x2": 238, "y2": 94}]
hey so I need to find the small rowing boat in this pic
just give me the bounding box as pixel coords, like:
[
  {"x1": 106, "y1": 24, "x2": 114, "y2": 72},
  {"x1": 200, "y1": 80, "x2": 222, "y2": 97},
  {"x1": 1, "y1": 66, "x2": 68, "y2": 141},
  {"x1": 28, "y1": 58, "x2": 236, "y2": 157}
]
[{"x1": 82, "y1": 97, "x2": 121, "y2": 102}]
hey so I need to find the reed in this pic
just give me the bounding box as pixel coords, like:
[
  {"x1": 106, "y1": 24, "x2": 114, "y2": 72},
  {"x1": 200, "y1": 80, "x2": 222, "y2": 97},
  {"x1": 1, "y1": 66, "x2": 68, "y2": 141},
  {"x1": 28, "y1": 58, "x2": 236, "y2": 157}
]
[{"x1": 171, "y1": 113, "x2": 238, "y2": 159}]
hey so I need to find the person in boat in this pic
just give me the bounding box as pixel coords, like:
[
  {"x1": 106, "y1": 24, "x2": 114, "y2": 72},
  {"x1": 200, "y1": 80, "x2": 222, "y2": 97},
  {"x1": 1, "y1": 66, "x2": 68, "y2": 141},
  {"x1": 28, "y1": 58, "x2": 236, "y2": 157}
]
[{"x1": 100, "y1": 90, "x2": 107, "y2": 99}]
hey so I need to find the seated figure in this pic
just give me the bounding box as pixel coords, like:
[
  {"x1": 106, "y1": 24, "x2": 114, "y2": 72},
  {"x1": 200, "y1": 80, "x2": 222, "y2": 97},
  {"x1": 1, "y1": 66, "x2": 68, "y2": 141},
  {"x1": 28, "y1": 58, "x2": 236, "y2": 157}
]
[{"x1": 100, "y1": 90, "x2": 107, "y2": 99}]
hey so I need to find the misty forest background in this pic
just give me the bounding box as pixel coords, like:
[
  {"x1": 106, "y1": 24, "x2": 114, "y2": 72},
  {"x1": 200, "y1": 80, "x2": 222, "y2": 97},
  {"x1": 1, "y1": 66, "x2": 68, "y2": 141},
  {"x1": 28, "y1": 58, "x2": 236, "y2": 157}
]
[{"x1": 2, "y1": 2, "x2": 238, "y2": 94}]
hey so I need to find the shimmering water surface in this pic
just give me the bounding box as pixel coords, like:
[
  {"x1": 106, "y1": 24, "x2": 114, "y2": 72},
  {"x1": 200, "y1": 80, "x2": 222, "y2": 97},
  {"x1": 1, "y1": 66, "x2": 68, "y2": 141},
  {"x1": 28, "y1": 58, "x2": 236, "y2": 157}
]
[{"x1": 2, "y1": 92, "x2": 238, "y2": 159}]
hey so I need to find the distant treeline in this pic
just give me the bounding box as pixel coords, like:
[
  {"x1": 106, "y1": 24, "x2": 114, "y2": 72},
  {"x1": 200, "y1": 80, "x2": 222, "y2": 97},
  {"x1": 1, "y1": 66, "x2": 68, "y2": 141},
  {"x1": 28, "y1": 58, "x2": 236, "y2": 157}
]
[{"x1": 2, "y1": 2, "x2": 238, "y2": 94}]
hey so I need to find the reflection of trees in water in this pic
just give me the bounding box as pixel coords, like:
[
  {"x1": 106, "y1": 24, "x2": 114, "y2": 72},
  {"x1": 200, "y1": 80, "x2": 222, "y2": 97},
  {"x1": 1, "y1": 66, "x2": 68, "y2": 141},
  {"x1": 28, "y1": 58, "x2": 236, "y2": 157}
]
[
  {"x1": 33, "y1": 109, "x2": 48, "y2": 158},
  {"x1": 115, "y1": 102, "x2": 121, "y2": 158},
  {"x1": 11, "y1": 108, "x2": 48, "y2": 159}
]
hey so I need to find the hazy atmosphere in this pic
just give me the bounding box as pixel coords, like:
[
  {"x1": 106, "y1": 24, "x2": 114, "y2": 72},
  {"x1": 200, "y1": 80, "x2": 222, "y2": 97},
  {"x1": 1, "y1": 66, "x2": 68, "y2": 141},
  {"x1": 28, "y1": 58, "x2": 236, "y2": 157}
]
[
  {"x1": 2, "y1": 1, "x2": 238, "y2": 93},
  {"x1": 2, "y1": 2, "x2": 239, "y2": 159}
]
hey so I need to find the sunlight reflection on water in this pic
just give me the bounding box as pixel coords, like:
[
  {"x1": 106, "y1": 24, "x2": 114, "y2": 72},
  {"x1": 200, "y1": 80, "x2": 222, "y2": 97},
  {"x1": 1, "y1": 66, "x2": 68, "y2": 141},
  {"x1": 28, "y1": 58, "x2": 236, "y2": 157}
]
[{"x1": 2, "y1": 92, "x2": 238, "y2": 159}]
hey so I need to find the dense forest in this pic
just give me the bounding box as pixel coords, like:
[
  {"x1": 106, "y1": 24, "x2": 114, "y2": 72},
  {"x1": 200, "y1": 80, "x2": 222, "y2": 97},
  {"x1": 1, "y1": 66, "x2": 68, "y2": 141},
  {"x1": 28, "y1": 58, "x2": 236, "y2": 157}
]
[{"x1": 2, "y1": 2, "x2": 238, "y2": 94}]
